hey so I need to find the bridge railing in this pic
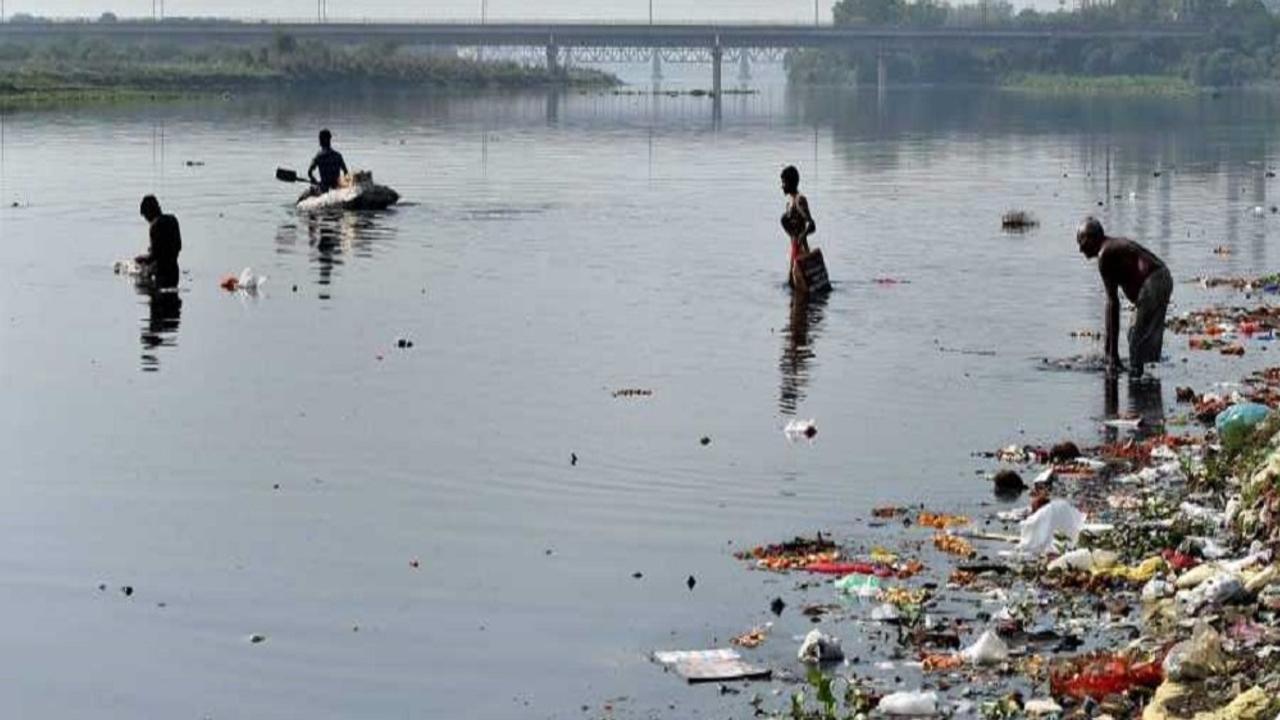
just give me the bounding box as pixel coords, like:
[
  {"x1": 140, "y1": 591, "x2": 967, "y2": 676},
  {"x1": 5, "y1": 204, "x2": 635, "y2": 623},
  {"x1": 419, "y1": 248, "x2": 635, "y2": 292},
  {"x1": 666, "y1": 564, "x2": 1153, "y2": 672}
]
[{"x1": 4, "y1": 17, "x2": 835, "y2": 26}]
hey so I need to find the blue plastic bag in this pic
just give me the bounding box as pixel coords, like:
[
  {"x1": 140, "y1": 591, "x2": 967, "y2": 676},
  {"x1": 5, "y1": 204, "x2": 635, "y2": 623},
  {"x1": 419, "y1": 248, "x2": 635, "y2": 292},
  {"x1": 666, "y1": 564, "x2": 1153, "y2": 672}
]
[{"x1": 1215, "y1": 403, "x2": 1271, "y2": 445}]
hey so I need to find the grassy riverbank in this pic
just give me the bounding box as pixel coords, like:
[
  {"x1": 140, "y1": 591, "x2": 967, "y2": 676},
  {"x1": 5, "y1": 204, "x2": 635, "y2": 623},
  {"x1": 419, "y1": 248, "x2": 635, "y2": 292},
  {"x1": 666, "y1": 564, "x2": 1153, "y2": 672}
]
[
  {"x1": 1001, "y1": 73, "x2": 1198, "y2": 96},
  {"x1": 0, "y1": 36, "x2": 618, "y2": 108}
]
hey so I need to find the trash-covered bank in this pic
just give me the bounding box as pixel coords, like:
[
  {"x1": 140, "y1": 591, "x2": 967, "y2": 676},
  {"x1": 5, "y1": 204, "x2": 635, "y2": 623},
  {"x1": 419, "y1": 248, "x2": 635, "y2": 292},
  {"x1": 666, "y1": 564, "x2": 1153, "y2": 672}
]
[{"x1": 649, "y1": 317, "x2": 1280, "y2": 718}]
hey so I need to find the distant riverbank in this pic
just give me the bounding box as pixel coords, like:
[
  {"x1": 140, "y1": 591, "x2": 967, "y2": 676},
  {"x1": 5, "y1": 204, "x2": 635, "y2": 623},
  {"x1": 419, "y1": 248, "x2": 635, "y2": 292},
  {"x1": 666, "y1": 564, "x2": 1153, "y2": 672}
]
[
  {"x1": 0, "y1": 36, "x2": 618, "y2": 108},
  {"x1": 1001, "y1": 73, "x2": 1198, "y2": 96}
]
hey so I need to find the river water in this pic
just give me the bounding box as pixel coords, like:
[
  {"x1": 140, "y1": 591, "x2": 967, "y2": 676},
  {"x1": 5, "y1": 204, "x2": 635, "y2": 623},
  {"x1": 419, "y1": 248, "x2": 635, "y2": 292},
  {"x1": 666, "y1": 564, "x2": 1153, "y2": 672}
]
[{"x1": 2, "y1": 79, "x2": 1280, "y2": 718}]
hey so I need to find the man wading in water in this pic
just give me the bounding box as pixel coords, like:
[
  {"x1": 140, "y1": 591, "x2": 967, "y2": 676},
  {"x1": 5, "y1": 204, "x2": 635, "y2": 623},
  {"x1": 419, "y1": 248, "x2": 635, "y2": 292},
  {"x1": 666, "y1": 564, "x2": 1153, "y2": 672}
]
[
  {"x1": 1076, "y1": 217, "x2": 1173, "y2": 379},
  {"x1": 308, "y1": 129, "x2": 349, "y2": 192},
  {"x1": 136, "y1": 195, "x2": 181, "y2": 290},
  {"x1": 781, "y1": 165, "x2": 817, "y2": 289}
]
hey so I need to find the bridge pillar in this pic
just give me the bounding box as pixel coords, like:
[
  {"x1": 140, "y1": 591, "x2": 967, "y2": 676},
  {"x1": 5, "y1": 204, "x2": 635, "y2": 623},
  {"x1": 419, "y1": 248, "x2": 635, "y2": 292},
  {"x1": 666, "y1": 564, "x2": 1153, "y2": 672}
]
[
  {"x1": 876, "y1": 52, "x2": 887, "y2": 94},
  {"x1": 546, "y1": 41, "x2": 560, "y2": 75},
  {"x1": 711, "y1": 42, "x2": 723, "y2": 97},
  {"x1": 651, "y1": 50, "x2": 663, "y2": 83},
  {"x1": 738, "y1": 51, "x2": 751, "y2": 84}
]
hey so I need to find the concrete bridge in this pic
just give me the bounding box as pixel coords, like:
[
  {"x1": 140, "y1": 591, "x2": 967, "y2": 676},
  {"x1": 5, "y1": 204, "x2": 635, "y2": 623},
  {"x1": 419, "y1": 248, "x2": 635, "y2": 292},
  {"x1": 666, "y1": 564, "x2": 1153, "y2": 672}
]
[{"x1": 0, "y1": 20, "x2": 1205, "y2": 95}]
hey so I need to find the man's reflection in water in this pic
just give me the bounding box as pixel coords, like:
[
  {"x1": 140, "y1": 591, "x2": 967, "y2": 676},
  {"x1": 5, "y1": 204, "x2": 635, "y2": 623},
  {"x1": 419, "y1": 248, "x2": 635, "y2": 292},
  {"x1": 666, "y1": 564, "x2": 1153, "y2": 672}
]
[
  {"x1": 778, "y1": 291, "x2": 828, "y2": 416},
  {"x1": 138, "y1": 284, "x2": 182, "y2": 372},
  {"x1": 300, "y1": 212, "x2": 383, "y2": 299},
  {"x1": 1104, "y1": 376, "x2": 1166, "y2": 444}
]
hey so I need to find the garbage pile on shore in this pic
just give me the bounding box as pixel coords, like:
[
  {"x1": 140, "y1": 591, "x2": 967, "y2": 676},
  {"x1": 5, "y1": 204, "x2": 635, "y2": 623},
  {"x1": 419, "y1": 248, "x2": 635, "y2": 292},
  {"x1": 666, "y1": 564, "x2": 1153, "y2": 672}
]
[
  {"x1": 1167, "y1": 305, "x2": 1280, "y2": 356},
  {"x1": 1193, "y1": 275, "x2": 1280, "y2": 294},
  {"x1": 655, "y1": 370, "x2": 1280, "y2": 718}
]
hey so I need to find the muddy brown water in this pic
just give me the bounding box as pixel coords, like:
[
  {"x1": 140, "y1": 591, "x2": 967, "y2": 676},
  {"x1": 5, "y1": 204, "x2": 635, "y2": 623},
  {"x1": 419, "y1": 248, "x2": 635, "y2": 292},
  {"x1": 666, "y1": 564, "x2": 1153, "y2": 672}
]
[{"x1": 2, "y1": 85, "x2": 1280, "y2": 718}]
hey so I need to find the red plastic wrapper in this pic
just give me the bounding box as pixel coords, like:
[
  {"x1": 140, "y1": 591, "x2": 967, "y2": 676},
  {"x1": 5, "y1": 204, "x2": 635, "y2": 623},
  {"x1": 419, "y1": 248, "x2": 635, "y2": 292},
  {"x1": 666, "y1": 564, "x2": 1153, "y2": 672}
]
[
  {"x1": 804, "y1": 562, "x2": 893, "y2": 578},
  {"x1": 1161, "y1": 549, "x2": 1200, "y2": 572},
  {"x1": 1050, "y1": 654, "x2": 1163, "y2": 701}
]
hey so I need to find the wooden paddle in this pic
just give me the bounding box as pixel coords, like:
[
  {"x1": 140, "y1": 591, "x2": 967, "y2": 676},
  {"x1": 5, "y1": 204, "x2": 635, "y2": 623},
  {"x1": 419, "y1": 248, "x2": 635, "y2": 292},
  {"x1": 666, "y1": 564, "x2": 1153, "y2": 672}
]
[{"x1": 275, "y1": 168, "x2": 317, "y2": 185}]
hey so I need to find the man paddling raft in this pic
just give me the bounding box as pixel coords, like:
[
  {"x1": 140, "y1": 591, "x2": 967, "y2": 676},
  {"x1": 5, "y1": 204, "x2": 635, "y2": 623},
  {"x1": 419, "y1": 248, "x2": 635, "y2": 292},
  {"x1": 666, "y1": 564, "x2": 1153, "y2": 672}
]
[
  {"x1": 308, "y1": 129, "x2": 349, "y2": 193},
  {"x1": 1076, "y1": 217, "x2": 1173, "y2": 379}
]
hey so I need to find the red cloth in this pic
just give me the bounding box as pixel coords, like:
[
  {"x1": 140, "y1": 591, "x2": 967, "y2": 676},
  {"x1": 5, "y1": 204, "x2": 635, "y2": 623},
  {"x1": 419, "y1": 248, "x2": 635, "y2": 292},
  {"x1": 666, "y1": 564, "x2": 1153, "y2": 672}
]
[{"x1": 804, "y1": 562, "x2": 893, "y2": 577}]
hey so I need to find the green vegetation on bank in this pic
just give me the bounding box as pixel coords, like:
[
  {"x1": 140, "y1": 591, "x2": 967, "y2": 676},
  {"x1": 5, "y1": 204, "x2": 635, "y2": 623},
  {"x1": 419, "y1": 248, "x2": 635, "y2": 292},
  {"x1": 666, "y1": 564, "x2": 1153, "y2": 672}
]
[
  {"x1": 788, "y1": 0, "x2": 1280, "y2": 89},
  {"x1": 1001, "y1": 73, "x2": 1198, "y2": 96},
  {"x1": 0, "y1": 33, "x2": 618, "y2": 107}
]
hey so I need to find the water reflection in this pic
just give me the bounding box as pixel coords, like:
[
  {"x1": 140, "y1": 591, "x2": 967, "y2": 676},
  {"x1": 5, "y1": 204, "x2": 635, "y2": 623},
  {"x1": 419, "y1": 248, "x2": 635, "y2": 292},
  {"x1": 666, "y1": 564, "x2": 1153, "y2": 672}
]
[
  {"x1": 138, "y1": 286, "x2": 182, "y2": 373},
  {"x1": 1103, "y1": 376, "x2": 1165, "y2": 443},
  {"x1": 277, "y1": 212, "x2": 395, "y2": 299},
  {"x1": 778, "y1": 290, "x2": 828, "y2": 416}
]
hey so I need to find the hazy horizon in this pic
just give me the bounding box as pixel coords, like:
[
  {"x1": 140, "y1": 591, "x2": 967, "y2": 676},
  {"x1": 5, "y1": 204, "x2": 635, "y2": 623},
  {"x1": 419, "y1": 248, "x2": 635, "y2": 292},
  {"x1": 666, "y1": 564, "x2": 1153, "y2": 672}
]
[{"x1": 3, "y1": 0, "x2": 1059, "y2": 23}]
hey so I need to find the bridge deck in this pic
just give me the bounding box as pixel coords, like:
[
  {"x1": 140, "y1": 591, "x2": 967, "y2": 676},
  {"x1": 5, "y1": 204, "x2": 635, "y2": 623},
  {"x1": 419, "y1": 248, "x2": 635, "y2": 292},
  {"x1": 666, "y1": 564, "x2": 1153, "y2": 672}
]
[{"x1": 0, "y1": 21, "x2": 1205, "y2": 50}]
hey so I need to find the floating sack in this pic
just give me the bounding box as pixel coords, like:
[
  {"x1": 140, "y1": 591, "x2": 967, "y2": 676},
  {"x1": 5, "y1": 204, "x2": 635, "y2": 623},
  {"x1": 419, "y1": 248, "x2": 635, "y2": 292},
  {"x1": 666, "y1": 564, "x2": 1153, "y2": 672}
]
[
  {"x1": 237, "y1": 267, "x2": 267, "y2": 292},
  {"x1": 797, "y1": 628, "x2": 843, "y2": 664},
  {"x1": 221, "y1": 267, "x2": 267, "y2": 292},
  {"x1": 1019, "y1": 500, "x2": 1087, "y2": 555},
  {"x1": 960, "y1": 630, "x2": 1010, "y2": 666},
  {"x1": 878, "y1": 691, "x2": 940, "y2": 716},
  {"x1": 784, "y1": 419, "x2": 818, "y2": 442}
]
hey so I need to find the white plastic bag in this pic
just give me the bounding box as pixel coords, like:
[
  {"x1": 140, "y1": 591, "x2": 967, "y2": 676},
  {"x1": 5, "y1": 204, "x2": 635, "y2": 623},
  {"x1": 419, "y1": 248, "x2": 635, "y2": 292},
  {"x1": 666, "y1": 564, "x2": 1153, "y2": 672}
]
[
  {"x1": 797, "y1": 628, "x2": 843, "y2": 664},
  {"x1": 1048, "y1": 548, "x2": 1117, "y2": 572},
  {"x1": 959, "y1": 630, "x2": 1009, "y2": 665},
  {"x1": 879, "y1": 691, "x2": 940, "y2": 716},
  {"x1": 1176, "y1": 572, "x2": 1243, "y2": 615},
  {"x1": 1018, "y1": 500, "x2": 1086, "y2": 555},
  {"x1": 113, "y1": 259, "x2": 141, "y2": 276},
  {"x1": 1024, "y1": 698, "x2": 1063, "y2": 717},
  {"x1": 870, "y1": 603, "x2": 900, "y2": 622},
  {"x1": 237, "y1": 267, "x2": 267, "y2": 292},
  {"x1": 784, "y1": 419, "x2": 818, "y2": 442},
  {"x1": 1141, "y1": 578, "x2": 1173, "y2": 601}
]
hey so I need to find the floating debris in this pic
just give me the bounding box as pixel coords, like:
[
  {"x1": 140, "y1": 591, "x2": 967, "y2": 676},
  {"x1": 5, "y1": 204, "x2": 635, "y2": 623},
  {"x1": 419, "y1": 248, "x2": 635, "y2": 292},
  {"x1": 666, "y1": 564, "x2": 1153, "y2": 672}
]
[
  {"x1": 730, "y1": 625, "x2": 770, "y2": 649},
  {"x1": 1001, "y1": 210, "x2": 1039, "y2": 231}
]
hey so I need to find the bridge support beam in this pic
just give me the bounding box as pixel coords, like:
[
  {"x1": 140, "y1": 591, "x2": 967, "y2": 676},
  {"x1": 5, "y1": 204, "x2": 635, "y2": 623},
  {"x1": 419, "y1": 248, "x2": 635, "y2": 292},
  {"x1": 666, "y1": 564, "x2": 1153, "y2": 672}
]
[
  {"x1": 546, "y1": 42, "x2": 560, "y2": 75},
  {"x1": 711, "y1": 42, "x2": 723, "y2": 97}
]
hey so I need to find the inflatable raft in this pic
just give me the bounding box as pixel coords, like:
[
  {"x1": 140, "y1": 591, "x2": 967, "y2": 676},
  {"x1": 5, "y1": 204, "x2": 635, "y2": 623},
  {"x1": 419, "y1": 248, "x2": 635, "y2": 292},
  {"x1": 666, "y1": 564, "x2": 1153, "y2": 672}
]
[{"x1": 297, "y1": 171, "x2": 400, "y2": 212}]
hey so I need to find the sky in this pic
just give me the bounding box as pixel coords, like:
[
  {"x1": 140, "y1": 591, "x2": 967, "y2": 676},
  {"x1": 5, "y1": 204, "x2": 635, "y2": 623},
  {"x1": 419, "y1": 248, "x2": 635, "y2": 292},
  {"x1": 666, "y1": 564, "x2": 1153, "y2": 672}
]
[{"x1": 1, "y1": 0, "x2": 1056, "y2": 23}]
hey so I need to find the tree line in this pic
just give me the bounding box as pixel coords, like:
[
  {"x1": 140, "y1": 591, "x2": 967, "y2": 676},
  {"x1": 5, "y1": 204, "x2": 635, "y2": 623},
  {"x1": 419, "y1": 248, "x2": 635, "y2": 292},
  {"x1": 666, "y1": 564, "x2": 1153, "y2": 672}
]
[{"x1": 787, "y1": 0, "x2": 1280, "y2": 86}]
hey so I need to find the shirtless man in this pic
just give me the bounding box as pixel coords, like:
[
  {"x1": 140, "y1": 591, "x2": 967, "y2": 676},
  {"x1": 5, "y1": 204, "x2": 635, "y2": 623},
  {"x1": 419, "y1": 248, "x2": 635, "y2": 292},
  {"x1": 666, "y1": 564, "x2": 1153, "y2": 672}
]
[
  {"x1": 780, "y1": 165, "x2": 816, "y2": 288},
  {"x1": 1076, "y1": 217, "x2": 1173, "y2": 378},
  {"x1": 136, "y1": 195, "x2": 182, "y2": 290},
  {"x1": 308, "y1": 129, "x2": 349, "y2": 192}
]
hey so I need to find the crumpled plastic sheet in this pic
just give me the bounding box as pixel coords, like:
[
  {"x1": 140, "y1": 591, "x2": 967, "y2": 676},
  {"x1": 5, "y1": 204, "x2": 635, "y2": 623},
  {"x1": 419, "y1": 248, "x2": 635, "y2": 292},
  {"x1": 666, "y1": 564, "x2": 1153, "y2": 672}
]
[{"x1": 1018, "y1": 500, "x2": 1087, "y2": 555}]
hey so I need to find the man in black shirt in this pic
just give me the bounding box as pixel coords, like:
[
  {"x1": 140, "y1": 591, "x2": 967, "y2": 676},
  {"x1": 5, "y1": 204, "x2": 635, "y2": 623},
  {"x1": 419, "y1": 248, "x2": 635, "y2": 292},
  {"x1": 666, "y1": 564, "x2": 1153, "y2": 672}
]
[
  {"x1": 308, "y1": 129, "x2": 349, "y2": 192},
  {"x1": 136, "y1": 195, "x2": 182, "y2": 290}
]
